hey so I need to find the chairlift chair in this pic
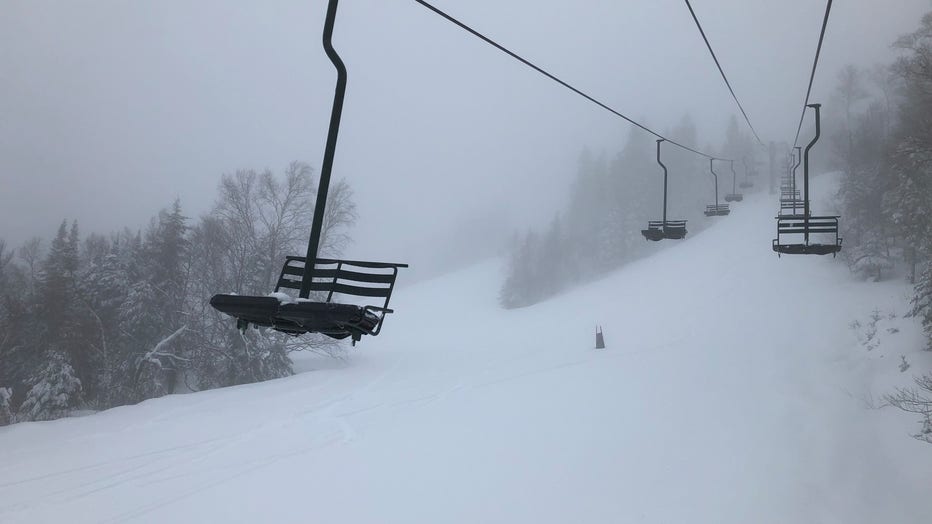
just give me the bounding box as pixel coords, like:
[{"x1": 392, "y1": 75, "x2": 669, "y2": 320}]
[
  {"x1": 784, "y1": 146, "x2": 801, "y2": 192},
  {"x1": 642, "y1": 220, "x2": 687, "y2": 241},
  {"x1": 778, "y1": 146, "x2": 802, "y2": 205},
  {"x1": 780, "y1": 157, "x2": 803, "y2": 216},
  {"x1": 210, "y1": 0, "x2": 407, "y2": 344},
  {"x1": 773, "y1": 104, "x2": 842, "y2": 256},
  {"x1": 210, "y1": 257, "x2": 406, "y2": 342},
  {"x1": 641, "y1": 139, "x2": 688, "y2": 241},
  {"x1": 705, "y1": 204, "x2": 730, "y2": 216},
  {"x1": 704, "y1": 159, "x2": 730, "y2": 216},
  {"x1": 773, "y1": 215, "x2": 842, "y2": 255},
  {"x1": 724, "y1": 159, "x2": 743, "y2": 202}
]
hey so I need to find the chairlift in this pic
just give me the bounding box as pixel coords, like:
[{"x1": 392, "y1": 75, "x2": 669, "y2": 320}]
[
  {"x1": 784, "y1": 146, "x2": 801, "y2": 192},
  {"x1": 704, "y1": 159, "x2": 730, "y2": 216},
  {"x1": 779, "y1": 147, "x2": 804, "y2": 216},
  {"x1": 780, "y1": 150, "x2": 796, "y2": 190},
  {"x1": 773, "y1": 103, "x2": 842, "y2": 257},
  {"x1": 641, "y1": 139, "x2": 687, "y2": 241},
  {"x1": 724, "y1": 159, "x2": 743, "y2": 202},
  {"x1": 210, "y1": 0, "x2": 407, "y2": 344}
]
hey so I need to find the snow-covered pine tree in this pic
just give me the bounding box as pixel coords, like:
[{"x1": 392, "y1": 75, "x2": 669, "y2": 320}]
[
  {"x1": 31, "y1": 221, "x2": 97, "y2": 402},
  {"x1": 125, "y1": 203, "x2": 191, "y2": 399},
  {"x1": 38, "y1": 221, "x2": 74, "y2": 341},
  {"x1": 499, "y1": 230, "x2": 541, "y2": 309},
  {"x1": 537, "y1": 214, "x2": 569, "y2": 298},
  {"x1": 565, "y1": 149, "x2": 608, "y2": 277},
  {"x1": 886, "y1": 14, "x2": 932, "y2": 261},
  {"x1": 17, "y1": 352, "x2": 82, "y2": 422},
  {"x1": 0, "y1": 238, "x2": 44, "y2": 412},
  {"x1": 80, "y1": 235, "x2": 135, "y2": 408},
  {"x1": 910, "y1": 261, "x2": 932, "y2": 349},
  {"x1": 847, "y1": 227, "x2": 894, "y2": 281},
  {"x1": 882, "y1": 137, "x2": 931, "y2": 290},
  {"x1": 886, "y1": 15, "x2": 932, "y2": 347},
  {"x1": 832, "y1": 75, "x2": 895, "y2": 281},
  {"x1": 0, "y1": 239, "x2": 13, "y2": 369}
]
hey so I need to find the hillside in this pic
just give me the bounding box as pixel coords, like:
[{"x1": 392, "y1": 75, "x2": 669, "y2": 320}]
[{"x1": 2, "y1": 183, "x2": 931, "y2": 524}]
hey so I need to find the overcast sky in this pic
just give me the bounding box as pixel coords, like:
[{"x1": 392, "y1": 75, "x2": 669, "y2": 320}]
[{"x1": 1, "y1": 0, "x2": 928, "y2": 274}]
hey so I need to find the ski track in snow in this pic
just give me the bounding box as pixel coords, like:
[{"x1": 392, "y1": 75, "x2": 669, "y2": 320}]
[{"x1": 2, "y1": 176, "x2": 932, "y2": 523}]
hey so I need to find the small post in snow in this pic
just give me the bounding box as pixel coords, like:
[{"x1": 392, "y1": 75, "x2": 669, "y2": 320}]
[{"x1": 595, "y1": 326, "x2": 605, "y2": 349}]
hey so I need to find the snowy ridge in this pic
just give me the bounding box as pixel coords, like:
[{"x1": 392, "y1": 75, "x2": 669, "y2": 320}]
[{"x1": 1, "y1": 183, "x2": 931, "y2": 523}]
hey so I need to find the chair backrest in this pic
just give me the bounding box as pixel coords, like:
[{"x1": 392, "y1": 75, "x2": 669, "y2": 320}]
[
  {"x1": 275, "y1": 257, "x2": 407, "y2": 308},
  {"x1": 647, "y1": 220, "x2": 686, "y2": 230},
  {"x1": 663, "y1": 220, "x2": 687, "y2": 239},
  {"x1": 775, "y1": 215, "x2": 839, "y2": 235},
  {"x1": 779, "y1": 199, "x2": 807, "y2": 209}
]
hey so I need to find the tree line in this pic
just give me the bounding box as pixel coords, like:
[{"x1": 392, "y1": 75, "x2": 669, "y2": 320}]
[
  {"x1": 0, "y1": 162, "x2": 356, "y2": 424},
  {"x1": 828, "y1": 13, "x2": 932, "y2": 443}
]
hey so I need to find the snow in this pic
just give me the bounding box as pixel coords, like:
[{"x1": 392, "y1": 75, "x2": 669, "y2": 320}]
[
  {"x1": 269, "y1": 291, "x2": 296, "y2": 304},
  {"x1": 2, "y1": 182, "x2": 932, "y2": 523}
]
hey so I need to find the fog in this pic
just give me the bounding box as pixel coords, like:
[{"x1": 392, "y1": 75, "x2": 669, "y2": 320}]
[{"x1": 1, "y1": 0, "x2": 927, "y2": 274}]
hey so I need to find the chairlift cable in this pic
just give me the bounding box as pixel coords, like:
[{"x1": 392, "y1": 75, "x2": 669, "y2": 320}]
[
  {"x1": 683, "y1": 0, "x2": 764, "y2": 146},
  {"x1": 791, "y1": 0, "x2": 833, "y2": 148},
  {"x1": 412, "y1": 0, "x2": 727, "y2": 161}
]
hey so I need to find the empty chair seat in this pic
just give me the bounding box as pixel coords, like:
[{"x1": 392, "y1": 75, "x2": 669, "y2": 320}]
[
  {"x1": 641, "y1": 220, "x2": 687, "y2": 241},
  {"x1": 210, "y1": 295, "x2": 379, "y2": 339},
  {"x1": 704, "y1": 204, "x2": 730, "y2": 216},
  {"x1": 772, "y1": 215, "x2": 842, "y2": 256},
  {"x1": 725, "y1": 193, "x2": 743, "y2": 202},
  {"x1": 211, "y1": 257, "x2": 407, "y2": 343}
]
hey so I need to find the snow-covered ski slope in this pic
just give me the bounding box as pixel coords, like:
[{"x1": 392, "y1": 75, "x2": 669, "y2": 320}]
[{"x1": 2, "y1": 184, "x2": 932, "y2": 524}]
